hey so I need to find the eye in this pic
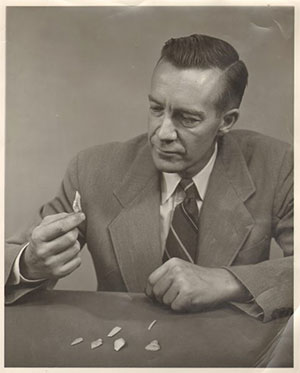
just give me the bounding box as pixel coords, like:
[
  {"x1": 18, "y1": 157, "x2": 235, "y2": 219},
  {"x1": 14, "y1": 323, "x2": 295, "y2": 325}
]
[
  {"x1": 150, "y1": 106, "x2": 164, "y2": 116},
  {"x1": 179, "y1": 114, "x2": 202, "y2": 128}
]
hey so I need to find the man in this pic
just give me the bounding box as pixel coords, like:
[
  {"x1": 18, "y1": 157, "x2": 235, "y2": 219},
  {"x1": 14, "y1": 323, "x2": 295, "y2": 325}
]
[{"x1": 5, "y1": 34, "x2": 293, "y2": 322}]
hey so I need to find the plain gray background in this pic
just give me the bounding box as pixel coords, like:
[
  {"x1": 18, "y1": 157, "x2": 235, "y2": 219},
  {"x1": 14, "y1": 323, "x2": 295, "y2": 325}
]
[{"x1": 5, "y1": 6, "x2": 294, "y2": 291}]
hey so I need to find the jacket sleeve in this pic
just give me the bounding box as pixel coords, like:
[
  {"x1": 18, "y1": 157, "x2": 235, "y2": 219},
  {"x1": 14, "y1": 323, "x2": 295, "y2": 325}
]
[
  {"x1": 225, "y1": 146, "x2": 293, "y2": 322},
  {"x1": 5, "y1": 154, "x2": 86, "y2": 304}
]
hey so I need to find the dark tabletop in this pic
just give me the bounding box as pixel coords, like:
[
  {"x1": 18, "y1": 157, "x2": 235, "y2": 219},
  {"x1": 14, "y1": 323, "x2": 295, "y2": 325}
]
[{"x1": 5, "y1": 289, "x2": 292, "y2": 367}]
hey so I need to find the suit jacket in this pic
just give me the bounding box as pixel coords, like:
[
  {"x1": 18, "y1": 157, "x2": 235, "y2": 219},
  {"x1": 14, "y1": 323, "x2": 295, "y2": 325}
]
[{"x1": 5, "y1": 130, "x2": 293, "y2": 322}]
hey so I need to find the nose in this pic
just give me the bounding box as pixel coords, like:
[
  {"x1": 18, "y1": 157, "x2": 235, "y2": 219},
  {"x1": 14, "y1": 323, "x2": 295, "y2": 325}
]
[{"x1": 157, "y1": 114, "x2": 177, "y2": 142}]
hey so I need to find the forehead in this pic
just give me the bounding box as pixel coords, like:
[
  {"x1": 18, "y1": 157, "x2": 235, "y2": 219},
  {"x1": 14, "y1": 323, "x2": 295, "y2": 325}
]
[{"x1": 150, "y1": 61, "x2": 223, "y2": 108}]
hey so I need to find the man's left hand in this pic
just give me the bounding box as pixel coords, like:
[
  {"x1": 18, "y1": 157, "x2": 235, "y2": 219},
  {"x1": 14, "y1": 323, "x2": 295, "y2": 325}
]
[{"x1": 145, "y1": 258, "x2": 250, "y2": 312}]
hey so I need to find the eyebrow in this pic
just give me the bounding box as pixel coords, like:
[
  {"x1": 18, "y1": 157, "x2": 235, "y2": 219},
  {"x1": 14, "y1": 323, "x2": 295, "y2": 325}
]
[
  {"x1": 176, "y1": 108, "x2": 205, "y2": 117},
  {"x1": 148, "y1": 94, "x2": 205, "y2": 118},
  {"x1": 148, "y1": 95, "x2": 162, "y2": 105}
]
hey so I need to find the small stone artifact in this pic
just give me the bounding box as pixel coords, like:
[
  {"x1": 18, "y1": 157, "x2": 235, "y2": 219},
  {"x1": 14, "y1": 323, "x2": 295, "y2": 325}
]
[
  {"x1": 148, "y1": 320, "x2": 157, "y2": 330},
  {"x1": 145, "y1": 340, "x2": 161, "y2": 351},
  {"x1": 107, "y1": 326, "x2": 122, "y2": 337},
  {"x1": 114, "y1": 338, "x2": 126, "y2": 351},
  {"x1": 70, "y1": 337, "x2": 83, "y2": 346},
  {"x1": 72, "y1": 191, "x2": 82, "y2": 213},
  {"x1": 91, "y1": 338, "x2": 103, "y2": 350}
]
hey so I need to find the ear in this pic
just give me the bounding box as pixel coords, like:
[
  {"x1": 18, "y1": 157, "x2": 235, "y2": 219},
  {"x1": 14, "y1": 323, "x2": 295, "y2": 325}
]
[{"x1": 218, "y1": 108, "x2": 239, "y2": 135}]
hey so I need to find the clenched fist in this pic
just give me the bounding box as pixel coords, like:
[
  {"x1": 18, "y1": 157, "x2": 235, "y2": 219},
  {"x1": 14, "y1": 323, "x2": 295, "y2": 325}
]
[
  {"x1": 145, "y1": 258, "x2": 250, "y2": 312},
  {"x1": 20, "y1": 212, "x2": 86, "y2": 280}
]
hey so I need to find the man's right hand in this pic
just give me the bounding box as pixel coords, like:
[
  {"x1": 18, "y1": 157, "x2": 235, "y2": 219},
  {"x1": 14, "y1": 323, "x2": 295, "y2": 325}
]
[{"x1": 20, "y1": 212, "x2": 86, "y2": 280}]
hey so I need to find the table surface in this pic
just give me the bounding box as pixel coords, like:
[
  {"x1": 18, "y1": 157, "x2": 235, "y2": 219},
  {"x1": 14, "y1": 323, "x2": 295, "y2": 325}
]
[{"x1": 5, "y1": 289, "x2": 291, "y2": 367}]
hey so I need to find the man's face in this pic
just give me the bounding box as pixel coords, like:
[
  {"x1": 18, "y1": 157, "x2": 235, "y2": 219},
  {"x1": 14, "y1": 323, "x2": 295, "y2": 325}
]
[{"x1": 148, "y1": 61, "x2": 229, "y2": 178}]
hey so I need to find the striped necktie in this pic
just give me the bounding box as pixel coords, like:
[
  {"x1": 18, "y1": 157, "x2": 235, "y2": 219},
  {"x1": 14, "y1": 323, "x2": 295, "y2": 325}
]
[{"x1": 163, "y1": 179, "x2": 201, "y2": 263}]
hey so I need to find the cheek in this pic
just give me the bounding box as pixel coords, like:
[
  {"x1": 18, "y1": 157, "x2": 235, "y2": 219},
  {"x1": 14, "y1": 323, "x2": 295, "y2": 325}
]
[
  {"x1": 147, "y1": 117, "x2": 154, "y2": 139},
  {"x1": 148, "y1": 115, "x2": 162, "y2": 139},
  {"x1": 147, "y1": 114, "x2": 156, "y2": 131},
  {"x1": 193, "y1": 120, "x2": 221, "y2": 140},
  {"x1": 183, "y1": 127, "x2": 218, "y2": 155}
]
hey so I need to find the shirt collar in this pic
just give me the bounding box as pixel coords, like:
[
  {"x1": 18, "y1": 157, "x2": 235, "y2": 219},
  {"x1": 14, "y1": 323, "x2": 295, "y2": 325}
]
[{"x1": 161, "y1": 143, "x2": 218, "y2": 204}]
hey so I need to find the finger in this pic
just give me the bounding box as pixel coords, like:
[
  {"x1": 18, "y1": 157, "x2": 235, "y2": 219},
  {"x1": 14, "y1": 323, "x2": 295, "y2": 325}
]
[
  {"x1": 53, "y1": 241, "x2": 81, "y2": 265},
  {"x1": 171, "y1": 292, "x2": 189, "y2": 312},
  {"x1": 163, "y1": 283, "x2": 180, "y2": 306},
  {"x1": 43, "y1": 229, "x2": 79, "y2": 255},
  {"x1": 42, "y1": 212, "x2": 83, "y2": 228},
  {"x1": 43, "y1": 242, "x2": 80, "y2": 273},
  {"x1": 53, "y1": 256, "x2": 82, "y2": 278},
  {"x1": 40, "y1": 213, "x2": 69, "y2": 226},
  {"x1": 152, "y1": 274, "x2": 173, "y2": 303},
  {"x1": 146, "y1": 262, "x2": 170, "y2": 296},
  {"x1": 35, "y1": 212, "x2": 85, "y2": 242}
]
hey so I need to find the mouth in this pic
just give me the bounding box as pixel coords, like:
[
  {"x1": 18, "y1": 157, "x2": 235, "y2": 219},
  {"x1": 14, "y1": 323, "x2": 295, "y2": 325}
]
[
  {"x1": 155, "y1": 147, "x2": 183, "y2": 156},
  {"x1": 151, "y1": 140, "x2": 184, "y2": 155},
  {"x1": 149, "y1": 135, "x2": 185, "y2": 158}
]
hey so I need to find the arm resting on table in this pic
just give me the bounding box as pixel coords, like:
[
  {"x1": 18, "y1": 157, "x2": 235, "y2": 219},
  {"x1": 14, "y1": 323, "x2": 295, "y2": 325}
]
[
  {"x1": 226, "y1": 148, "x2": 293, "y2": 322},
  {"x1": 225, "y1": 256, "x2": 293, "y2": 322},
  {"x1": 5, "y1": 155, "x2": 86, "y2": 304}
]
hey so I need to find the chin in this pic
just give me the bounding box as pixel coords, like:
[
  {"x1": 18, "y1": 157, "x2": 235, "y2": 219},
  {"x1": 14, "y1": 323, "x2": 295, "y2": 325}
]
[{"x1": 152, "y1": 155, "x2": 183, "y2": 174}]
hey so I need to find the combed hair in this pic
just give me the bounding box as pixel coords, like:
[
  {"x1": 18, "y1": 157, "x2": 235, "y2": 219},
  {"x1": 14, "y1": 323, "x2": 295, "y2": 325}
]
[{"x1": 159, "y1": 34, "x2": 248, "y2": 112}]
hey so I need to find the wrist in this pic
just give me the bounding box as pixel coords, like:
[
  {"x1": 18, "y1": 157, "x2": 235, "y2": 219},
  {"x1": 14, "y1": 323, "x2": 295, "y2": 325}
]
[
  {"x1": 219, "y1": 268, "x2": 252, "y2": 303},
  {"x1": 19, "y1": 246, "x2": 42, "y2": 280}
]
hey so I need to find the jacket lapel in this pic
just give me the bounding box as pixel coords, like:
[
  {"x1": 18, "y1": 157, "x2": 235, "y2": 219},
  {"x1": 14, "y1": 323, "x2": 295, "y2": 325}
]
[
  {"x1": 108, "y1": 132, "x2": 257, "y2": 290},
  {"x1": 108, "y1": 142, "x2": 162, "y2": 292},
  {"x1": 196, "y1": 134, "x2": 256, "y2": 267}
]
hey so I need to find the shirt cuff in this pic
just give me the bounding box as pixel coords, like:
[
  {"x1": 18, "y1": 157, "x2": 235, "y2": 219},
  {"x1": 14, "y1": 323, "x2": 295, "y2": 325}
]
[{"x1": 11, "y1": 243, "x2": 46, "y2": 284}]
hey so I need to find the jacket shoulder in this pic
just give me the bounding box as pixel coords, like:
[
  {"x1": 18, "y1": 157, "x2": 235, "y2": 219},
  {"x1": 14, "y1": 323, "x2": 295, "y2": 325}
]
[
  {"x1": 230, "y1": 129, "x2": 291, "y2": 147},
  {"x1": 227, "y1": 130, "x2": 293, "y2": 189},
  {"x1": 71, "y1": 133, "x2": 148, "y2": 183},
  {"x1": 229, "y1": 129, "x2": 292, "y2": 161}
]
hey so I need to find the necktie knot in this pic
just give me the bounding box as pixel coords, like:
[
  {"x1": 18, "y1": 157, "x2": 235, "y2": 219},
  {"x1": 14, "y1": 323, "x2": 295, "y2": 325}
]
[{"x1": 179, "y1": 178, "x2": 200, "y2": 200}]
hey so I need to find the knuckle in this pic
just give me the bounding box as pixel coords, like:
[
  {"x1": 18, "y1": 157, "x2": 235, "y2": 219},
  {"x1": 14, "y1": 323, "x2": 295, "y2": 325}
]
[
  {"x1": 36, "y1": 247, "x2": 47, "y2": 260},
  {"x1": 55, "y1": 224, "x2": 65, "y2": 235},
  {"x1": 169, "y1": 257, "x2": 180, "y2": 266},
  {"x1": 152, "y1": 284, "x2": 160, "y2": 297},
  {"x1": 171, "y1": 302, "x2": 181, "y2": 312},
  {"x1": 75, "y1": 257, "x2": 82, "y2": 267},
  {"x1": 173, "y1": 278, "x2": 182, "y2": 290},
  {"x1": 73, "y1": 241, "x2": 81, "y2": 254},
  {"x1": 32, "y1": 240, "x2": 46, "y2": 255},
  {"x1": 162, "y1": 294, "x2": 171, "y2": 305},
  {"x1": 145, "y1": 286, "x2": 152, "y2": 298},
  {"x1": 53, "y1": 267, "x2": 63, "y2": 278},
  {"x1": 171, "y1": 299, "x2": 187, "y2": 312},
  {"x1": 172, "y1": 265, "x2": 182, "y2": 276},
  {"x1": 31, "y1": 228, "x2": 41, "y2": 243},
  {"x1": 180, "y1": 286, "x2": 191, "y2": 299},
  {"x1": 70, "y1": 258, "x2": 81, "y2": 273},
  {"x1": 36, "y1": 227, "x2": 50, "y2": 242},
  {"x1": 148, "y1": 275, "x2": 156, "y2": 286},
  {"x1": 177, "y1": 276, "x2": 187, "y2": 286},
  {"x1": 65, "y1": 230, "x2": 77, "y2": 244},
  {"x1": 42, "y1": 215, "x2": 54, "y2": 223},
  {"x1": 173, "y1": 275, "x2": 182, "y2": 286},
  {"x1": 44, "y1": 256, "x2": 54, "y2": 269}
]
